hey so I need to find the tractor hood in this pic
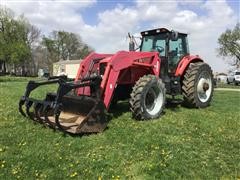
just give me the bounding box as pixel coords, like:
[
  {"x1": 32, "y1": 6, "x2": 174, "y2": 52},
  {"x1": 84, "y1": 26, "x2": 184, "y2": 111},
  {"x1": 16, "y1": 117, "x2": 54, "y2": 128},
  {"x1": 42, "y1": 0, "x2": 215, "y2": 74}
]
[{"x1": 106, "y1": 51, "x2": 159, "y2": 71}]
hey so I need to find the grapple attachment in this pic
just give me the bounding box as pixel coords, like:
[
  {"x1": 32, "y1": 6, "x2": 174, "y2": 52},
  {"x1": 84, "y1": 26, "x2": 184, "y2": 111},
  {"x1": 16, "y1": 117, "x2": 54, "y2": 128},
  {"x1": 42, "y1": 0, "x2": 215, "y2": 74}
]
[
  {"x1": 46, "y1": 95, "x2": 107, "y2": 134},
  {"x1": 19, "y1": 75, "x2": 108, "y2": 135}
]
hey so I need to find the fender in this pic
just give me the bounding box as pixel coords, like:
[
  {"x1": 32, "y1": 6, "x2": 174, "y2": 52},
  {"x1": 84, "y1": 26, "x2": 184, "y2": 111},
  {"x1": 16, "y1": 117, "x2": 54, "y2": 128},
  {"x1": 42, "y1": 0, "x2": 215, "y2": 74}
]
[{"x1": 175, "y1": 55, "x2": 204, "y2": 76}]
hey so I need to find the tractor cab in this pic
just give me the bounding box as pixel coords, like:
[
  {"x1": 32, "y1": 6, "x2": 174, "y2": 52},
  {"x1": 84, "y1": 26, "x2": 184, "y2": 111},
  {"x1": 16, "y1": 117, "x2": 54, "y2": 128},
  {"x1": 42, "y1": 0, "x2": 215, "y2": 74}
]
[{"x1": 140, "y1": 28, "x2": 189, "y2": 74}]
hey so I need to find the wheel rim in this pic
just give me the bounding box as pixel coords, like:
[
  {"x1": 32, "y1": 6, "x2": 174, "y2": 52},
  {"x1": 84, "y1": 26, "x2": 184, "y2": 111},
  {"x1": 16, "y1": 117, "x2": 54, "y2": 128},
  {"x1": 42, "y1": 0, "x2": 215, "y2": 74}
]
[
  {"x1": 197, "y1": 71, "x2": 212, "y2": 103},
  {"x1": 144, "y1": 86, "x2": 164, "y2": 116}
]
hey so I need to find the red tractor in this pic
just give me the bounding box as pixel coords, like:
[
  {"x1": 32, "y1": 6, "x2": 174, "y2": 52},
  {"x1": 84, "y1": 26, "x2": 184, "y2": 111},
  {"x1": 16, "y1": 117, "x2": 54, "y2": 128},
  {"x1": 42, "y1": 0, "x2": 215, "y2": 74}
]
[{"x1": 19, "y1": 28, "x2": 213, "y2": 134}]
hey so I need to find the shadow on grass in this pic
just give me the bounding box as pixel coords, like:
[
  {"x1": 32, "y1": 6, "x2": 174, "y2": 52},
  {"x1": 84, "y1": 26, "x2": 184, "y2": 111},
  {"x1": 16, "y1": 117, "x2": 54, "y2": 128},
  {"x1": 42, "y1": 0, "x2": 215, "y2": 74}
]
[
  {"x1": 165, "y1": 98, "x2": 183, "y2": 112},
  {"x1": 109, "y1": 98, "x2": 184, "y2": 117},
  {"x1": 108, "y1": 100, "x2": 130, "y2": 118}
]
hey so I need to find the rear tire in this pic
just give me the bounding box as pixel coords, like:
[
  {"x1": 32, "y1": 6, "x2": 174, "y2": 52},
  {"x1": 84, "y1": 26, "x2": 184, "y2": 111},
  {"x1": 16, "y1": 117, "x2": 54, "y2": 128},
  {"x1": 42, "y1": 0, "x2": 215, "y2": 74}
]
[
  {"x1": 130, "y1": 75, "x2": 166, "y2": 120},
  {"x1": 182, "y1": 62, "x2": 213, "y2": 108}
]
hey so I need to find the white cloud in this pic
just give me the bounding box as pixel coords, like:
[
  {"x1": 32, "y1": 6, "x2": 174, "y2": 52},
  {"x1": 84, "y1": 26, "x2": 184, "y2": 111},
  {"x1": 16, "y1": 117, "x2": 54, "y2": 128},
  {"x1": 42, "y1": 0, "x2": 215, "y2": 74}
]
[
  {"x1": 1, "y1": 0, "x2": 96, "y2": 32},
  {"x1": 136, "y1": 0, "x2": 178, "y2": 21},
  {"x1": 0, "y1": 0, "x2": 238, "y2": 72},
  {"x1": 80, "y1": 6, "x2": 138, "y2": 52}
]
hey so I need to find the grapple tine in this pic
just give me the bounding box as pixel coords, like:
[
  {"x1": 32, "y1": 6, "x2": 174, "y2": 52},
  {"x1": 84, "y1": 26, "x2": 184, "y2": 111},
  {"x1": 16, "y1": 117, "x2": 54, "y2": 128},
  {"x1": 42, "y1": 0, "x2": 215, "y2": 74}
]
[
  {"x1": 19, "y1": 98, "x2": 26, "y2": 117},
  {"x1": 25, "y1": 100, "x2": 34, "y2": 119},
  {"x1": 43, "y1": 104, "x2": 57, "y2": 129},
  {"x1": 33, "y1": 102, "x2": 44, "y2": 124}
]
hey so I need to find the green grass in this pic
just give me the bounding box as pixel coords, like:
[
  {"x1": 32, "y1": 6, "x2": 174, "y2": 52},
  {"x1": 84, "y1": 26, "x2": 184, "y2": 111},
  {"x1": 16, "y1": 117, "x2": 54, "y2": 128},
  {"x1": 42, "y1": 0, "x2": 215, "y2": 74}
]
[
  {"x1": 216, "y1": 82, "x2": 240, "y2": 89},
  {"x1": 0, "y1": 77, "x2": 240, "y2": 179},
  {"x1": 0, "y1": 76, "x2": 35, "y2": 82}
]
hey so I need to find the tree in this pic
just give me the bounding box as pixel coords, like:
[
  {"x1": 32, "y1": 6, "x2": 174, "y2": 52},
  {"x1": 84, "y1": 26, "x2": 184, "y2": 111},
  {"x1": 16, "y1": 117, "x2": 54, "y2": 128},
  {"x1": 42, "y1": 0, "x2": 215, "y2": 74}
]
[
  {"x1": 26, "y1": 23, "x2": 41, "y2": 75},
  {"x1": 217, "y1": 23, "x2": 240, "y2": 69},
  {"x1": 42, "y1": 30, "x2": 93, "y2": 74},
  {"x1": 0, "y1": 7, "x2": 16, "y2": 73},
  {"x1": 0, "y1": 7, "x2": 32, "y2": 75},
  {"x1": 0, "y1": 6, "x2": 93, "y2": 76}
]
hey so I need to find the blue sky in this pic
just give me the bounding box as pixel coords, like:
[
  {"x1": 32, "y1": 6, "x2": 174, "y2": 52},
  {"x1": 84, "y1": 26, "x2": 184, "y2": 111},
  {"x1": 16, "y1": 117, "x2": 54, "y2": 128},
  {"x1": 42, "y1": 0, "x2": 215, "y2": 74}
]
[
  {"x1": 1, "y1": 0, "x2": 239, "y2": 72},
  {"x1": 81, "y1": 1, "x2": 136, "y2": 25},
  {"x1": 81, "y1": 0, "x2": 239, "y2": 26}
]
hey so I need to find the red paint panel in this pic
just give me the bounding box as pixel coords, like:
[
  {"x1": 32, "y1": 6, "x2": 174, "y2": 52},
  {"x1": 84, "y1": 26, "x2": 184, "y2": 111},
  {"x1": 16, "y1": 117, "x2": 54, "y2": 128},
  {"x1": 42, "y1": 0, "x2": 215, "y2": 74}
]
[
  {"x1": 103, "y1": 70, "x2": 120, "y2": 109},
  {"x1": 74, "y1": 51, "x2": 162, "y2": 109},
  {"x1": 175, "y1": 55, "x2": 203, "y2": 76},
  {"x1": 75, "y1": 52, "x2": 112, "y2": 96},
  {"x1": 75, "y1": 52, "x2": 113, "y2": 82},
  {"x1": 111, "y1": 51, "x2": 159, "y2": 71}
]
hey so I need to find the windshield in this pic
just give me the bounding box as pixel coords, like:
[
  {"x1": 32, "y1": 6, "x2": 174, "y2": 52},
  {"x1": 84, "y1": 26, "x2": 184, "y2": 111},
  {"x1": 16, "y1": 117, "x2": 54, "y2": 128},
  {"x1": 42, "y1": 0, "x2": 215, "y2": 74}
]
[
  {"x1": 141, "y1": 34, "x2": 166, "y2": 56},
  {"x1": 235, "y1": 72, "x2": 240, "y2": 75}
]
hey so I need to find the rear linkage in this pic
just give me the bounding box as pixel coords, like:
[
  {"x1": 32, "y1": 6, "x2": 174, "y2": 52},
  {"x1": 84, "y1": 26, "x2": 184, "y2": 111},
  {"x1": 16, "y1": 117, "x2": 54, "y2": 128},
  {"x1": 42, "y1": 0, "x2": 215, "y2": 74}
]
[{"x1": 19, "y1": 75, "x2": 107, "y2": 135}]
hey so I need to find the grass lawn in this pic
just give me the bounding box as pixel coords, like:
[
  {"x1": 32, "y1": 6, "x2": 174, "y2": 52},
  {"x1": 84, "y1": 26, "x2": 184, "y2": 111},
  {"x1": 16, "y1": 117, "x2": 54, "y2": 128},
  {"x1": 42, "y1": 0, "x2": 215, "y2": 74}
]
[
  {"x1": 0, "y1": 76, "x2": 240, "y2": 179},
  {"x1": 216, "y1": 83, "x2": 240, "y2": 89}
]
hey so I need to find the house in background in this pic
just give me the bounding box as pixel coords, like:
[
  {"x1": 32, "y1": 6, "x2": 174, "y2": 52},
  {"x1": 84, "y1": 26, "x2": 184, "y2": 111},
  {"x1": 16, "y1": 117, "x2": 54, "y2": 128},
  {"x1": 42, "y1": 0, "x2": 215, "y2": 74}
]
[
  {"x1": 216, "y1": 72, "x2": 227, "y2": 83},
  {"x1": 53, "y1": 60, "x2": 81, "y2": 79}
]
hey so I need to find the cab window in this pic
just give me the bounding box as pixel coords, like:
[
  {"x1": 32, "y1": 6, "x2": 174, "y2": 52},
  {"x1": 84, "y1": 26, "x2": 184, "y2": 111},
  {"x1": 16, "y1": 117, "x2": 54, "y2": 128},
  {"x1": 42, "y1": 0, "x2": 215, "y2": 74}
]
[{"x1": 168, "y1": 35, "x2": 189, "y2": 71}]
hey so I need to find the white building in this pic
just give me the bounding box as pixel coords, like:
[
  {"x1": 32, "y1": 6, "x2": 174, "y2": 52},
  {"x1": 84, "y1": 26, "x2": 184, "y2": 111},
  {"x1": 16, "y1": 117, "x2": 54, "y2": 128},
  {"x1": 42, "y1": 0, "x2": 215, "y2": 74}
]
[
  {"x1": 53, "y1": 60, "x2": 81, "y2": 79},
  {"x1": 216, "y1": 73, "x2": 227, "y2": 83}
]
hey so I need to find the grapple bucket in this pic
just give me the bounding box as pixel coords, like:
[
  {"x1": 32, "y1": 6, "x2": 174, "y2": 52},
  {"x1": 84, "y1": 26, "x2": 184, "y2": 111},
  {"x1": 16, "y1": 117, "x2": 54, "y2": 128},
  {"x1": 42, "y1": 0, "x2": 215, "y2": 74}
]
[
  {"x1": 19, "y1": 75, "x2": 108, "y2": 135},
  {"x1": 44, "y1": 95, "x2": 107, "y2": 134}
]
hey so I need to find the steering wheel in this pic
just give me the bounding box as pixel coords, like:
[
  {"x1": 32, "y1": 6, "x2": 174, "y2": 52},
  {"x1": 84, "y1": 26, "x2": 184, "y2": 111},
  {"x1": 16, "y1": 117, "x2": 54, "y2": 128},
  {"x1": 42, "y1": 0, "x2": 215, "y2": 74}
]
[{"x1": 155, "y1": 46, "x2": 164, "y2": 53}]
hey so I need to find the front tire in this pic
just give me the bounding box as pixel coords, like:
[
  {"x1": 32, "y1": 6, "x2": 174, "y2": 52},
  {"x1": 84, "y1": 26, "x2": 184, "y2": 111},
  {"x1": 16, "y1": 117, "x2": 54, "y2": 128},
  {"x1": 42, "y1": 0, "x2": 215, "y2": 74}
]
[
  {"x1": 130, "y1": 75, "x2": 166, "y2": 120},
  {"x1": 182, "y1": 62, "x2": 213, "y2": 108}
]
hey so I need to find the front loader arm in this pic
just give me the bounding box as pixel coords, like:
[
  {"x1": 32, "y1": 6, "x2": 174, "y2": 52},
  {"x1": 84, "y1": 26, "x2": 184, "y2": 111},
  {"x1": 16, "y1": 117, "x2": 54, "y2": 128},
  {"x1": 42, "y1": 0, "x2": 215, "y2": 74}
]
[
  {"x1": 75, "y1": 52, "x2": 113, "y2": 82},
  {"x1": 100, "y1": 51, "x2": 161, "y2": 109}
]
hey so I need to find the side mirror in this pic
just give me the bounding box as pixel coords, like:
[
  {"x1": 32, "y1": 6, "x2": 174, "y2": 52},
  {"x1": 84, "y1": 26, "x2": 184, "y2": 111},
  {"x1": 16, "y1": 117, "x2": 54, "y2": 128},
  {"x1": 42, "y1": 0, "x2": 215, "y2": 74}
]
[{"x1": 171, "y1": 31, "x2": 178, "y2": 41}]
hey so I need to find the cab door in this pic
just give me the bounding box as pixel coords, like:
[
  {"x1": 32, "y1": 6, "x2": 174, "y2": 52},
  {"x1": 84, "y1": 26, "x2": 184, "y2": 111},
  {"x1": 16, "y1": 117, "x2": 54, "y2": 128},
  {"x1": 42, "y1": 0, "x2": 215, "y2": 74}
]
[{"x1": 168, "y1": 35, "x2": 189, "y2": 72}]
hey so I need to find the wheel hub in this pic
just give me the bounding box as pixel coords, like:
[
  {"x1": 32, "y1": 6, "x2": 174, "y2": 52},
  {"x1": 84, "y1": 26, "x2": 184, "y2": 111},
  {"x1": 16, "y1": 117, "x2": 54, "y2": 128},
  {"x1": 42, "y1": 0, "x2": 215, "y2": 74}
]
[
  {"x1": 197, "y1": 71, "x2": 212, "y2": 103},
  {"x1": 203, "y1": 82, "x2": 209, "y2": 91},
  {"x1": 145, "y1": 88, "x2": 156, "y2": 110}
]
